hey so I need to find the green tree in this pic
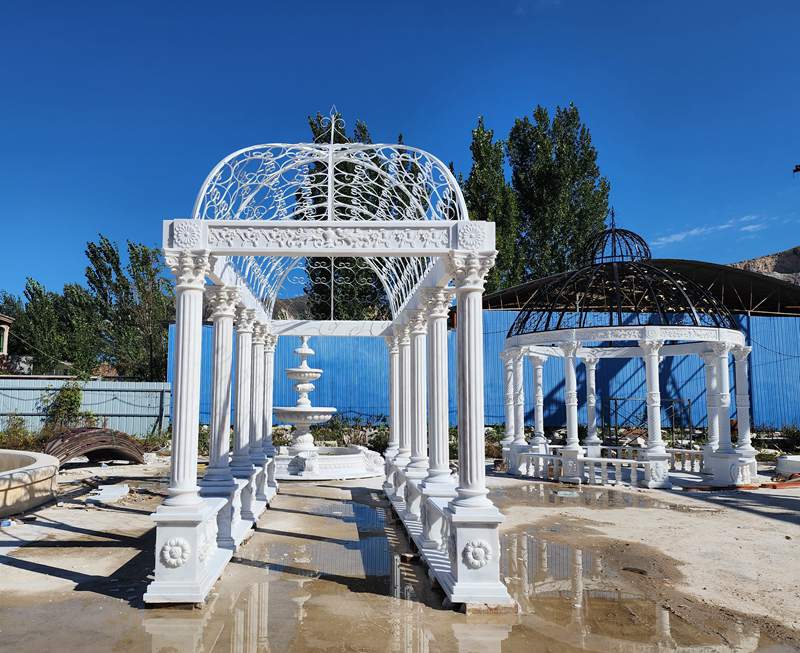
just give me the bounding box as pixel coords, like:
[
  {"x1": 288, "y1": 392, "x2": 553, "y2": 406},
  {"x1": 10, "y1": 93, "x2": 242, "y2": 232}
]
[
  {"x1": 303, "y1": 112, "x2": 391, "y2": 320},
  {"x1": 85, "y1": 236, "x2": 174, "y2": 380},
  {"x1": 463, "y1": 117, "x2": 521, "y2": 292},
  {"x1": 507, "y1": 103, "x2": 610, "y2": 278}
]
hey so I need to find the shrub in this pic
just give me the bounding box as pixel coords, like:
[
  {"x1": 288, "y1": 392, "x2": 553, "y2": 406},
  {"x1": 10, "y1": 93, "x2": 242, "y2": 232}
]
[
  {"x1": 38, "y1": 382, "x2": 96, "y2": 432},
  {"x1": 0, "y1": 415, "x2": 47, "y2": 451}
]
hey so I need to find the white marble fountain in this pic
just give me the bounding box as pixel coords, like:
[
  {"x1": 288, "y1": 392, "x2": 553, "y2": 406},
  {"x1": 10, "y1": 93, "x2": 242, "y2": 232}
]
[{"x1": 272, "y1": 336, "x2": 383, "y2": 481}]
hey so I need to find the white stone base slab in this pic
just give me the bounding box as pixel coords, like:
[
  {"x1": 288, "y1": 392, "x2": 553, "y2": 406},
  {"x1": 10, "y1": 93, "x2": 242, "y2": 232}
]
[
  {"x1": 274, "y1": 445, "x2": 383, "y2": 481},
  {"x1": 709, "y1": 450, "x2": 752, "y2": 486},
  {"x1": 144, "y1": 497, "x2": 229, "y2": 605},
  {"x1": 388, "y1": 489, "x2": 516, "y2": 612}
]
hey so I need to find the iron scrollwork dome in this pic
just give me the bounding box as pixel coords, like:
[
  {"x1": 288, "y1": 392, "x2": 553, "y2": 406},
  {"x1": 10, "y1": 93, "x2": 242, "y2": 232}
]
[{"x1": 507, "y1": 223, "x2": 739, "y2": 338}]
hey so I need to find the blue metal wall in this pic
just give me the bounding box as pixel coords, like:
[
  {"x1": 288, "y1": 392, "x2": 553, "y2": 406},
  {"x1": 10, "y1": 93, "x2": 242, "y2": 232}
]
[{"x1": 168, "y1": 312, "x2": 800, "y2": 430}]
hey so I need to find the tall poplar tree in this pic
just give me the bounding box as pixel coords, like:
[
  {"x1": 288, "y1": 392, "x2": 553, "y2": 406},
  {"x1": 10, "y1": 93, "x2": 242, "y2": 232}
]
[
  {"x1": 463, "y1": 117, "x2": 520, "y2": 292},
  {"x1": 507, "y1": 103, "x2": 610, "y2": 278}
]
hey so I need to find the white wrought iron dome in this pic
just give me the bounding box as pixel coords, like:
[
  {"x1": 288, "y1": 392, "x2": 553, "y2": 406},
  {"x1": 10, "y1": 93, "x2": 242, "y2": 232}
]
[{"x1": 191, "y1": 119, "x2": 467, "y2": 320}]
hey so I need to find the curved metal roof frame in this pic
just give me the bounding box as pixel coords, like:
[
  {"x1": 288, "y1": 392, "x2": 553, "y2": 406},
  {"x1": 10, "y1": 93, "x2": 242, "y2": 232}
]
[{"x1": 191, "y1": 141, "x2": 467, "y2": 319}]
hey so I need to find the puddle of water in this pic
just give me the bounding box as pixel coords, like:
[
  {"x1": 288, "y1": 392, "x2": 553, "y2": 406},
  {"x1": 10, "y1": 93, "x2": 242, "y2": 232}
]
[
  {"x1": 490, "y1": 481, "x2": 677, "y2": 511},
  {"x1": 0, "y1": 482, "x2": 794, "y2": 652}
]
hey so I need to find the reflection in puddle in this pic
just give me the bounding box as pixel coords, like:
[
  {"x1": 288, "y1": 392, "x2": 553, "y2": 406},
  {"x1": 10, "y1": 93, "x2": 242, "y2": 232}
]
[
  {"x1": 490, "y1": 481, "x2": 675, "y2": 511},
  {"x1": 139, "y1": 486, "x2": 791, "y2": 653}
]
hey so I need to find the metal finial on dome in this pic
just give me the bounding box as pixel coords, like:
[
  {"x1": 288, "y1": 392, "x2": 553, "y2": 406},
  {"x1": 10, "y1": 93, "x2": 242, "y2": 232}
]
[{"x1": 586, "y1": 213, "x2": 652, "y2": 264}]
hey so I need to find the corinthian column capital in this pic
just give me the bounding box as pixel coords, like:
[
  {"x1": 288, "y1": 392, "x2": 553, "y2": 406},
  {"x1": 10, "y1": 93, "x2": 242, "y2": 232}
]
[
  {"x1": 423, "y1": 287, "x2": 455, "y2": 318},
  {"x1": 408, "y1": 309, "x2": 428, "y2": 335},
  {"x1": 165, "y1": 250, "x2": 214, "y2": 290},
  {"x1": 252, "y1": 322, "x2": 268, "y2": 345},
  {"x1": 205, "y1": 285, "x2": 239, "y2": 319},
  {"x1": 639, "y1": 339, "x2": 664, "y2": 356},
  {"x1": 447, "y1": 251, "x2": 496, "y2": 291},
  {"x1": 384, "y1": 334, "x2": 400, "y2": 353},
  {"x1": 235, "y1": 306, "x2": 256, "y2": 332},
  {"x1": 264, "y1": 334, "x2": 278, "y2": 353},
  {"x1": 733, "y1": 344, "x2": 752, "y2": 361}
]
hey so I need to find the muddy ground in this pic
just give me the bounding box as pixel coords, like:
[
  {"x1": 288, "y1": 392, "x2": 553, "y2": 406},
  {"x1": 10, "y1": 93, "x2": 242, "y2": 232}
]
[{"x1": 0, "y1": 459, "x2": 798, "y2": 652}]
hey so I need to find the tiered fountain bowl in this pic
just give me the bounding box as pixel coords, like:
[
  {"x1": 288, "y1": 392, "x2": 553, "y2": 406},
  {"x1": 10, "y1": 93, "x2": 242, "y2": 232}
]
[{"x1": 272, "y1": 336, "x2": 383, "y2": 481}]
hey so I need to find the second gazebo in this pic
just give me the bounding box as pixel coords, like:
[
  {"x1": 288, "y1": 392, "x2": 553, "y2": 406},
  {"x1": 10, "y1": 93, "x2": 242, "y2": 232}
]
[{"x1": 498, "y1": 223, "x2": 755, "y2": 489}]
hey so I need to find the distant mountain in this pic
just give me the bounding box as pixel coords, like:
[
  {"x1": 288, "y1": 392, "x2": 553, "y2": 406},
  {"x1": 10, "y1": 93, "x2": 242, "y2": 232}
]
[{"x1": 732, "y1": 245, "x2": 800, "y2": 286}]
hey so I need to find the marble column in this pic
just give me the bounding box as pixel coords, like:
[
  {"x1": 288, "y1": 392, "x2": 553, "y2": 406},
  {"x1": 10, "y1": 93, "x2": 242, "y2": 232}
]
[
  {"x1": 709, "y1": 341, "x2": 748, "y2": 485},
  {"x1": 445, "y1": 250, "x2": 512, "y2": 606},
  {"x1": 559, "y1": 341, "x2": 583, "y2": 484},
  {"x1": 512, "y1": 349, "x2": 526, "y2": 445},
  {"x1": 404, "y1": 309, "x2": 429, "y2": 520},
  {"x1": 530, "y1": 355, "x2": 547, "y2": 452},
  {"x1": 200, "y1": 285, "x2": 245, "y2": 549},
  {"x1": 202, "y1": 285, "x2": 238, "y2": 485},
  {"x1": 393, "y1": 325, "x2": 412, "y2": 498},
  {"x1": 163, "y1": 252, "x2": 210, "y2": 507},
  {"x1": 260, "y1": 333, "x2": 278, "y2": 500},
  {"x1": 583, "y1": 354, "x2": 601, "y2": 456},
  {"x1": 500, "y1": 350, "x2": 515, "y2": 458},
  {"x1": 701, "y1": 351, "x2": 720, "y2": 474},
  {"x1": 383, "y1": 334, "x2": 400, "y2": 494},
  {"x1": 733, "y1": 345, "x2": 756, "y2": 474},
  {"x1": 231, "y1": 306, "x2": 258, "y2": 521},
  {"x1": 450, "y1": 252, "x2": 495, "y2": 509},
  {"x1": 145, "y1": 251, "x2": 230, "y2": 605},
  {"x1": 249, "y1": 323, "x2": 269, "y2": 514},
  {"x1": 639, "y1": 339, "x2": 671, "y2": 488},
  {"x1": 420, "y1": 288, "x2": 456, "y2": 547},
  {"x1": 714, "y1": 343, "x2": 735, "y2": 454},
  {"x1": 561, "y1": 342, "x2": 580, "y2": 452}
]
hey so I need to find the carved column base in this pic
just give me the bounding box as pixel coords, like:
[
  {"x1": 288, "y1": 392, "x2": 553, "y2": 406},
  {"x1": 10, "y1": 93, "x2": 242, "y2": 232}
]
[
  {"x1": 440, "y1": 504, "x2": 516, "y2": 609},
  {"x1": 393, "y1": 465, "x2": 408, "y2": 502},
  {"x1": 640, "y1": 451, "x2": 672, "y2": 489},
  {"x1": 559, "y1": 449, "x2": 583, "y2": 484},
  {"x1": 237, "y1": 469, "x2": 262, "y2": 522},
  {"x1": 199, "y1": 477, "x2": 250, "y2": 549},
  {"x1": 500, "y1": 436, "x2": 514, "y2": 465},
  {"x1": 709, "y1": 451, "x2": 752, "y2": 487},
  {"x1": 403, "y1": 477, "x2": 424, "y2": 521},
  {"x1": 144, "y1": 497, "x2": 231, "y2": 604},
  {"x1": 508, "y1": 443, "x2": 532, "y2": 476}
]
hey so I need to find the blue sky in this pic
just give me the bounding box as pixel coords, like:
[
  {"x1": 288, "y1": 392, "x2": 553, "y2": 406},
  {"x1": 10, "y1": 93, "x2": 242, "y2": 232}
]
[{"x1": 1, "y1": 1, "x2": 798, "y2": 296}]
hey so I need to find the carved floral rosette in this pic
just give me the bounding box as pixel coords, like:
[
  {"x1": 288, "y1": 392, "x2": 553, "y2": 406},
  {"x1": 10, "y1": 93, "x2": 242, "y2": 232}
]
[
  {"x1": 160, "y1": 537, "x2": 191, "y2": 569},
  {"x1": 462, "y1": 540, "x2": 491, "y2": 570}
]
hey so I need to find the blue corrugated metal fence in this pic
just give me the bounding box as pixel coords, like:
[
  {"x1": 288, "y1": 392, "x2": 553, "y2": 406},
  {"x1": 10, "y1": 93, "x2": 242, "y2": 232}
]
[{"x1": 168, "y1": 312, "x2": 800, "y2": 430}]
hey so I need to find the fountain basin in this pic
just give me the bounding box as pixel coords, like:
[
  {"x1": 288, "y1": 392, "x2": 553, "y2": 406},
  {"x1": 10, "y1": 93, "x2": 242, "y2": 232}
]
[
  {"x1": 273, "y1": 445, "x2": 384, "y2": 481},
  {"x1": 0, "y1": 449, "x2": 60, "y2": 517},
  {"x1": 273, "y1": 406, "x2": 337, "y2": 426},
  {"x1": 775, "y1": 455, "x2": 800, "y2": 478}
]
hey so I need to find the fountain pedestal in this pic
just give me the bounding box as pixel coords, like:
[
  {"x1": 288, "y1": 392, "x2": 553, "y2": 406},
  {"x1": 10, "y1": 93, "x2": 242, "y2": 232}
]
[{"x1": 272, "y1": 337, "x2": 383, "y2": 481}]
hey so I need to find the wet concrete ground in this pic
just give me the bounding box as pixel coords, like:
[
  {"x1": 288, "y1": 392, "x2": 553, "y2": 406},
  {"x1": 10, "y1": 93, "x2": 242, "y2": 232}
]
[{"x1": 0, "y1": 468, "x2": 797, "y2": 652}]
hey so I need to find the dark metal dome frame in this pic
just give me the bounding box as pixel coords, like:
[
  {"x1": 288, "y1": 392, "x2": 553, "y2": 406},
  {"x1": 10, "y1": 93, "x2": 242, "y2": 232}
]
[{"x1": 507, "y1": 224, "x2": 739, "y2": 338}]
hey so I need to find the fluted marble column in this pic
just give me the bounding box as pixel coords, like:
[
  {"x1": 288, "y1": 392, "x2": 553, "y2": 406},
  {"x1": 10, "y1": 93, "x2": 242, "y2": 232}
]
[
  {"x1": 501, "y1": 350, "x2": 515, "y2": 454},
  {"x1": 583, "y1": 354, "x2": 601, "y2": 454},
  {"x1": 231, "y1": 307, "x2": 256, "y2": 477},
  {"x1": 384, "y1": 334, "x2": 401, "y2": 461},
  {"x1": 733, "y1": 345, "x2": 755, "y2": 464},
  {"x1": 250, "y1": 323, "x2": 267, "y2": 463},
  {"x1": 450, "y1": 252, "x2": 495, "y2": 509},
  {"x1": 250, "y1": 323, "x2": 269, "y2": 509},
  {"x1": 202, "y1": 285, "x2": 238, "y2": 484},
  {"x1": 407, "y1": 310, "x2": 429, "y2": 478},
  {"x1": 163, "y1": 252, "x2": 211, "y2": 507},
  {"x1": 395, "y1": 325, "x2": 412, "y2": 469},
  {"x1": 262, "y1": 334, "x2": 279, "y2": 495},
  {"x1": 512, "y1": 349, "x2": 526, "y2": 445},
  {"x1": 393, "y1": 325, "x2": 412, "y2": 500},
  {"x1": 404, "y1": 309, "x2": 429, "y2": 520},
  {"x1": 422, "y1": 288, "x2": 455, "y2": 493},
  {"x1": 530, "y1": 355, "x2": 547, "y2": 450}
]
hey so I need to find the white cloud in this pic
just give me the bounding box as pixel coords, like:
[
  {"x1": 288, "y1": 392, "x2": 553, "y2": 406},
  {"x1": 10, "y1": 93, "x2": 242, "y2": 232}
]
[{"x1": 651, "y1": 215, "x2": 768, "y2": 247}]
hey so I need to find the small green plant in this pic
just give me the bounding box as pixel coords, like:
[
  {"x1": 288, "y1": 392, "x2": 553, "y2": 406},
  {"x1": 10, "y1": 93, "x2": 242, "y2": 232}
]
[
  {"x1": 38, "y1": 382, "x2": 97, "y2": 432},
  {"x1": 0, "y1": 415, "x2": 47, "y2": 451}
]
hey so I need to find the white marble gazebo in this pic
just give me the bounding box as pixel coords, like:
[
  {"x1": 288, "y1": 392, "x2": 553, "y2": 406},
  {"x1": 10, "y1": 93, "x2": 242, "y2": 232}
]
[
  {"x1": 498, "y1": 225, "x2": 757, "y2": 490},
  {"x1": 144, "y1": 128, "x2": 514, "y2": 611}
]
